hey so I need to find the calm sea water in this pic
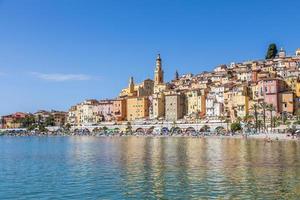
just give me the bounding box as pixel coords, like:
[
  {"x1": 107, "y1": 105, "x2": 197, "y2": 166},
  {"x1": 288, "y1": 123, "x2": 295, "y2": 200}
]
[{"x1": 0, "y1": 136, "x2": 300, "y2": 199}]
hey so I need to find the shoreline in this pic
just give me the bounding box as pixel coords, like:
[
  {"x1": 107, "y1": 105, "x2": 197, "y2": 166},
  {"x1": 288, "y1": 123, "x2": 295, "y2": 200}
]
[{"x1": 1, "y1": 132, "x2": 299, "y2": 142}]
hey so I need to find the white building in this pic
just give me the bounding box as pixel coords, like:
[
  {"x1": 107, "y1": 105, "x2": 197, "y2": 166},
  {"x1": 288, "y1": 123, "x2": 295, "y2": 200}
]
[{"x1": 206, "y1": 95, "x2": 223, "y2": 119}]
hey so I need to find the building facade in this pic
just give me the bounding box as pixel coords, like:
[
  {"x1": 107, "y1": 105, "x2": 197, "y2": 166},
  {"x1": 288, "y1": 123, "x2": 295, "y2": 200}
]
[
  {"x1": 165, "y1": 93, "x2": 185, "y2": 121},
  {"x1": 126, "y1": 97, "x2": 150, "y2": 121}
]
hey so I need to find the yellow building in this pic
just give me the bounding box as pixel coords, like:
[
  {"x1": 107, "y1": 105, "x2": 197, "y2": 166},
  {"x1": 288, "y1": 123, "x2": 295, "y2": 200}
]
[
  {"x1": 228, "y1": 85, "x2": 249, "y2": 120},
  {"x1": 279, "y1": 92, "x2": 294, "y2": 115},
  {"x1": 126, "y1": 97, "x2": 150, "y2": 121},
  {"x1": 119, "y1": 77, "x2": 154, "y2": 98},
  {"x1": 185, "y1": 89, "x2": 206, "y2": 117}
]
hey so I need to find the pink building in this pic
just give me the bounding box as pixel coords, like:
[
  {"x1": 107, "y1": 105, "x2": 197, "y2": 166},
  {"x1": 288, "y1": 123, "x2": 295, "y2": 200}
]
[
  {"x1": 257, "y1": 78, "x2": 286, "y2": 111},
  {"x1": 95, "y1": 100, "x2": 114, "y2": 122}
]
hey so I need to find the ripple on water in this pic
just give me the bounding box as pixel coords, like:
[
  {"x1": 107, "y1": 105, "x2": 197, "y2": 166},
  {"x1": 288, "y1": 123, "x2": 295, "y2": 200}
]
[{"x1": 0, "y1": 136, "x2": 300, "y2": 199}]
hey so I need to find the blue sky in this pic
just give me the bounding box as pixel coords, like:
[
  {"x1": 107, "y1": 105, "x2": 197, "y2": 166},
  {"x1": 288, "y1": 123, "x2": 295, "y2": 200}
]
[{"x1": 1, "y1": 0, "x2": 300, "y2": 115}]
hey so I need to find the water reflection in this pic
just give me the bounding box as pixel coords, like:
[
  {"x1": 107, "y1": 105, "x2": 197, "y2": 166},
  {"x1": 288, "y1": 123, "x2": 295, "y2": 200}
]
[
  {"x1": 0, "y1": 137, "x2": 299, "y2": 199},
  {"x1": 117, "y1": 137, "x2": 300, "y2": 199}
]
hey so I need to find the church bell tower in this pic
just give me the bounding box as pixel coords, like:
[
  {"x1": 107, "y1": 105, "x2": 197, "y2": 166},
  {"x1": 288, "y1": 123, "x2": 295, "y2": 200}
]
[
  {"x1": 129, "y1": 76, "x2": 134, "y2": 94},
  {"x1": 154, "y1": 54, "x2": 164, "y2": 85}
]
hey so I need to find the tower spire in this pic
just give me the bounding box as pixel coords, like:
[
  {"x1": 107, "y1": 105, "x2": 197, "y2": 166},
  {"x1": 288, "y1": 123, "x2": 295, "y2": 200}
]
[
  {"x1": 129, "y1": 76, "x2": 134, "y2": 93},
  {"x1": 154, "y1": 54, "x2": 164, "y2": 85}
]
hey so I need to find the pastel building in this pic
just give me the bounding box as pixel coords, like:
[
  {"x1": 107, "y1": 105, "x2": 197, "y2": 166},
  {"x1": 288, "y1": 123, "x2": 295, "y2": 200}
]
[
  {"x1": 112, "y1": 99, "x2": 127, "y2": 121},
  {"x1": 34, "y1": 110, "x2": 51, "y2": 124},
  {"x1": 257, "y1": 78, "x2": 286, "y2": 111},
  {"x1": 119, "y1": 77, "x2": 154, "y2": 98},
  {"x1": 279, "y1": 92, "x2": 294, "y2": 115},
  {"x1": 51, "y1": 110, "x2": 67, "y2": 126},
  {"x1": 151, "y1": 92, "x2": 165, "y2": 119},
  {"x1": 228, "y1": 85, "x2": 249, "y2": 120},
  {"x1": 67, "y1": 106, "x2": 79, "y2": 125},
  {"x1": 165, "y1": 93, "x2": 185, "y2": 121},
  {"x1": 95, "y1": 100, "x2": 114, "y2": 122},
  {"x1": 126, "y1": 97, "x2": 150, "y2": 121},
  {"x1": 185, "y1": 89, "x2": 206, "y2": 117},
  {"x1": 1, "y1": 112, "x2": 29, "y2": 129},
  {"x1": 77, "y1": 99, "x2": 99, "y2": 125},
  {"x1": 206, "y1": 95, "x2": 223, "y2": 119}
]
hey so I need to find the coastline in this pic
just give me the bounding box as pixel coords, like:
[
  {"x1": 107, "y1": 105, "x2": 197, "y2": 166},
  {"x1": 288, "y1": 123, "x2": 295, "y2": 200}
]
[{"x1": 1, "y1": 132, "x2": 299, "y2": 142}]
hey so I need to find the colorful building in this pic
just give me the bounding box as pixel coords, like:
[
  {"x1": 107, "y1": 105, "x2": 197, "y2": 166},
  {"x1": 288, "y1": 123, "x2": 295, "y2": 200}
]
[
  {"x1": 112, "y1": 99, "x2": 127, "y2": 121},
  {"x1": 126, "y1": 97, "x2": 150, "y2": 121},
  {"x1": 257, "y1": 78, "x2": 286, "y2": 111},
  {"x1": 279, "y1": 92, "x2": 294, "y2": 115},
  {"x1": 185, "y1": 89, "x2": 206, "y2": 117},
  {"x1": 1, "y1": 112, "x2": 29, "y2": 129}
]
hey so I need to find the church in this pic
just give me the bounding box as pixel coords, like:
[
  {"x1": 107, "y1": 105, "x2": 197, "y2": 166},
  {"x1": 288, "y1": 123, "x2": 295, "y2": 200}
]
[
  {"x1": 118, "y1": 54, "x2": 169, "y2": 121},
  {"x1": 119, "y1": 54, "x2": 167, "y2": 98}
]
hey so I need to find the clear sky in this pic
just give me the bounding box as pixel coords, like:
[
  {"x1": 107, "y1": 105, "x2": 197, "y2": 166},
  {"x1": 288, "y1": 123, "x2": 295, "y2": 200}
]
[{"x1": 1, "y1": 0, "x2": 300, "y2": 115}]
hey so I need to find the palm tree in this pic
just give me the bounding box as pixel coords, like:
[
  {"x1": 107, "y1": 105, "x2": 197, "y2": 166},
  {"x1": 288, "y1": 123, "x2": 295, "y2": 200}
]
[
  {"x1": 257, "y1": 120, "x2": 263, "y2": 132},
  {"x1": 125, "y1": 122, "x2": 132, "y2": 135},
  {"x1": 259, "y1": 102, "x2": 268, "y2": 132},
  {"x1": 267, "y1": 104, "x2": 275, "y2": 132},
  {"x1": 251, "y1": 104, "x2": 259, "y2": 133},
  {"x1": 273, "y1": 116, "x2": 281, "y2": 127}
]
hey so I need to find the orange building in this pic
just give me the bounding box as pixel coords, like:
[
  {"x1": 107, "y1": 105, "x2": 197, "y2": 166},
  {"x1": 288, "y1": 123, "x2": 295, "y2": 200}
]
[
  {"x1": 112, "y1": 99, "x2": 127, "y2": 121},
  {"x1": 126, "y1": 97, "x2": 149, "y2": 121},
  {"x1": 1, "y1": 112, "x2": 28, "y2": 129},
  {"x1": 279, "y1": 92, "x2": 294, "y2": 115}
]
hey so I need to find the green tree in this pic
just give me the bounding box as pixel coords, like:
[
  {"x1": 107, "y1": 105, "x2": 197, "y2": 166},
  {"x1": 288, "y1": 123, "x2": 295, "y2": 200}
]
[
  {"x1": 65, "y1": 123, "x2": 71, "y2": 131},
  {"x1": 27, "y1": 124, "x2": 37, "y2": 131},
  {"x1": 103, "y1": 126, "x2": 108, "y2": 131},
  {"x1": 265, "y1": 43, "x2": 278, "y2": 59},
  {"x1": 257, "y1": 120, "x2": 263, "y2": 132},
  {"x1": 259, "y1": 102, "x2": 268, "y2": 132},
  {"x1": 230, "y1": 122, "x2": 242, "y2": 132},
  {"x1": 251, "y1": 104, "x2": 259, "y2": 133},
  {"x1": 45, "y1": 116, "x2": 55, "y2": 126},
  {"x1": 215, "y1": 126, "x2": 225, "y2": 134},
  {"x1": 15, "y1": 115, "x2": 35, "y2": 128},
  {"x1": 273, "y1": 116, "x2": 281, "y2": 127},
  {"x1": 38, "y1": 124, "x2": 47, "y2": 132},
  {"x1": 125, "y1": 122, "x2": 132, "y2": 134}
]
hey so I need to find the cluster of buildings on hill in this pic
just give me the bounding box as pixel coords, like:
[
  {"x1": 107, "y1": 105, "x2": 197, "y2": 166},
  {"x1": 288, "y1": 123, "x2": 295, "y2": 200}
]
[
  {"x1": 66, "y1": 48, "x2": 300, "y2": 126},
  {"x1": 0, "y1": 110, "x2": 67, "y2": 129},
  {"x1": 1, "y1": 48, "x2": 300, "y2": 128}
]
